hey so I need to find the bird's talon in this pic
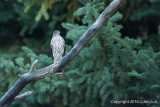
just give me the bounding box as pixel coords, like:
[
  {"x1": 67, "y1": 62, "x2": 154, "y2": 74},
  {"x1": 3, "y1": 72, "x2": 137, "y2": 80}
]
[{"x1": 52, "y1": 62, "x2": 56, "y2": 66}]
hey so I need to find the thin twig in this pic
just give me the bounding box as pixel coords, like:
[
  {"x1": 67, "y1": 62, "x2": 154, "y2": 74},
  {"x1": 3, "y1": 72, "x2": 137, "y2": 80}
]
[
  {"x1": 14, "y1": 91, "x2": 33, "y2": 101},
  {"x1": 29, "y1": 60, "x2": 38, "y2": 73}
]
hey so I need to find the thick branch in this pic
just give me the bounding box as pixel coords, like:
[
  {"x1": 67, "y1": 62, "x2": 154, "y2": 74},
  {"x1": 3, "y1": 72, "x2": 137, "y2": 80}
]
[{"x1": 0, "y1": 0, "x2": 125, "y2": 106}]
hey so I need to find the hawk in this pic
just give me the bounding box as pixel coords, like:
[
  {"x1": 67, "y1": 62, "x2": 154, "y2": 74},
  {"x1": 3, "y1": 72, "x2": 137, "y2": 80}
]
[{"x1": 50, "y1": 30, "x2": 65, "y2": 66}]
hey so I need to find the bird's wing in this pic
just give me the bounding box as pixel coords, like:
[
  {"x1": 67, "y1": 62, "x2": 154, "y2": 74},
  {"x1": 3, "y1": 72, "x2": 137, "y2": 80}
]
[{"x1": 62, "y1": 38, "x2": 65, "y2": 56}]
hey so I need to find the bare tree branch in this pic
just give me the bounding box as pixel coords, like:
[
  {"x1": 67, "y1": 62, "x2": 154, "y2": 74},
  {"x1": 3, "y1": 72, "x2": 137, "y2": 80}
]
[
  {"x1": 0, "y1": 0, "x2": 125, "y2": 106},
  {"x1": 14, "y1": 91, "x2": 33, "y2": 101},
  {"x1": 29, "y1": 60, "x2": 38, "y2": 73}
]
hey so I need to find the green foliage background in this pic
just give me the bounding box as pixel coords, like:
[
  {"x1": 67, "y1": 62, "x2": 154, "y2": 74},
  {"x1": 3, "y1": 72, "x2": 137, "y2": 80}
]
[{"x1": 0, "y1": 0, "x2": 160, "y2": 107}]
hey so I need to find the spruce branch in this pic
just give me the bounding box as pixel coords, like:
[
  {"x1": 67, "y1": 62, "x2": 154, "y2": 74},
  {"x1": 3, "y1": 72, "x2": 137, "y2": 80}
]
[
  {"x1": 111, "y1": 35, "x2": 160, "y2": 84},
  {"x1": 0, "y1": 0, "x2": 125, "y2": 106}
]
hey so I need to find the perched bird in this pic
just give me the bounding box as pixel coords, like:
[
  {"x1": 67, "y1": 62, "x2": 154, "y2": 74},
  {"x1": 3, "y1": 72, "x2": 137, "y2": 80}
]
[{"x1": 50, "y1": 30, "x2": 65, "y2": 66}]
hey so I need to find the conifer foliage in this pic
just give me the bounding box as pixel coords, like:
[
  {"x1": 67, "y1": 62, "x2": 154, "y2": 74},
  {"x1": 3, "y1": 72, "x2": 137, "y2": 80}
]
[{"x1": 0, "y1": 0, "x2": 160, "y2": 107}]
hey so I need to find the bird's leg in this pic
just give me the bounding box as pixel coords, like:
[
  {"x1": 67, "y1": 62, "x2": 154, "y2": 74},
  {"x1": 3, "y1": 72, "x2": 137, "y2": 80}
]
[
  {"x1": 61, "y1": 56, "x2": 63, "y2": 59},
  {"x1": 52, "y1": 57, "x2": 57, "y2": 66}
]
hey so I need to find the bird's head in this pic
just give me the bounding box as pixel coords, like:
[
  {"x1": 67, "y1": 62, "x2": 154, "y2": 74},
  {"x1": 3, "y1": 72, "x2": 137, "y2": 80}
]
[{"x1": 53, "y1": 30, "x2": 60, "y2": 36}]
